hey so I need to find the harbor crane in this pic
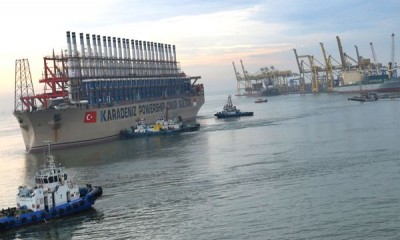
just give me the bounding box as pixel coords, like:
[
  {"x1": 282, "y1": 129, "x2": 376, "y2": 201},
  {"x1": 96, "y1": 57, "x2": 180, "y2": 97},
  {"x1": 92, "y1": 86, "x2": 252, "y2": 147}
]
[
  {"x1": 370, "y1": 42, "x2": 378, "y2": 64},
  {"x1": 336, "y1": 36, "x2": 346, "y2": 72},
  {"x1": 308, "y1": 55, "x2": 319, "y2": 93},
  {"x1": 240, "y1": 59, "x2": 251, "y2": 90},
  {"x1": 370, "y1": 42, "x2": 380, "y2": 74},
  {"x1": 300, "y1": 34, "x2": 398, "y2": 91},
  {"x1": 389, "y1": 33, "x2": 397, "y2": 78},
  {"x1": 232, "y1": 61, "x2": 246, "y2": 96},
  {"x1": 256, "y1": 66, "x2": 292, "y2": 94},
  {"x1": 354, "y1": 45, "x2": 369, "y2": 70},
  {"x1": 344, "y1": 53, "x2": 358, "y2": 65},
  {"x1": 233, "y1": 60, "x2": 294, "y2": 96},
  {"x1": 293, "y1": 49, "x2": 306, "y2": 93},
  {"x1": 293, "y1": 49, "x2": 326, "y2": 93},
  {"x1": 320, "y1": 42, "x2": 334, "y2": 92},
  {"x1": 354, "y1": 45, "x2": 361, "y2": 66},
  {"x1": 391, "y1": 33, "x2": 395, "y2": 65}
]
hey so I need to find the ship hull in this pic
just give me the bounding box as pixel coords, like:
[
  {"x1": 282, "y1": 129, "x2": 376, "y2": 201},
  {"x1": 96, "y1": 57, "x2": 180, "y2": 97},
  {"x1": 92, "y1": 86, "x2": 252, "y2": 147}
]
[
  {"x1": 14, "y1": 96, "x2": 204, "y2": 152},
  {"x1": 333, "y1": 79, "x2": 400, "y2": 94}
]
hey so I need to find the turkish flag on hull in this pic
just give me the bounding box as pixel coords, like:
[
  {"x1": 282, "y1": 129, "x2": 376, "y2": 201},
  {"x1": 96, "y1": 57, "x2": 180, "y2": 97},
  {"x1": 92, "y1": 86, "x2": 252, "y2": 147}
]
[{"x1": 84, "y1": 111, "x2": 97, "y2": 123}]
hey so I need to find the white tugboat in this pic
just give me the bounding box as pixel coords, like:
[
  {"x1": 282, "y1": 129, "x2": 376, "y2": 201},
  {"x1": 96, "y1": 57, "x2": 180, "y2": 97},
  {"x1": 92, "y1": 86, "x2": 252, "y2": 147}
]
[
  {"x1": 214, "y1": 95, "x2": 254, "y2": 118},
  {"x1": 0, "y1": 143, "x2": 102, "y2": 232}
]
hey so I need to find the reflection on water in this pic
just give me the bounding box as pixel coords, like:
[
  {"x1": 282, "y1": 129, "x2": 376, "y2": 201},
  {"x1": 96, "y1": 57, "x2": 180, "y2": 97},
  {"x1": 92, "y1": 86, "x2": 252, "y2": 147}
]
[
  {"x1": 1, "y1": 209, "x2": 103, "y2": 240},
  {"x1": 1, "y1": 94, "x2": 400, "y2": 239},
  {"x1": 52, "y1": 135, "x2": 198, "y2": 167}
]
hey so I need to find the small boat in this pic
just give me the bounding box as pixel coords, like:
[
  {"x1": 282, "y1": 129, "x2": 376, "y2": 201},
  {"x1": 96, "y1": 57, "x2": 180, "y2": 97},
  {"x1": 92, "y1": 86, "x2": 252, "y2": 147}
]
[
  {"x1": 348, "y1": 92, "x2": 379, "y2": 102},
  {"x1": 255, "y1": 98, "x2": 268, "y2": 103},
  {"x1": 214, "y1": 95, "x2": 254, "y2": 118},
  {"x1": 0, "y1": 142, "x2": 102, "y2": 232},
  {"x1": 120, "y1": 116, "x2": 200, "y2": 138}
]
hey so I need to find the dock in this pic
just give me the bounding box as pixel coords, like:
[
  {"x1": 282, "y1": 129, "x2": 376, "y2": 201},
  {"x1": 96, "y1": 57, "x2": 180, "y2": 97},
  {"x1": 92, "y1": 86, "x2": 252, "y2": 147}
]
[{"x1": 348, "y1": 92, "x2": 400, "y2": 102}]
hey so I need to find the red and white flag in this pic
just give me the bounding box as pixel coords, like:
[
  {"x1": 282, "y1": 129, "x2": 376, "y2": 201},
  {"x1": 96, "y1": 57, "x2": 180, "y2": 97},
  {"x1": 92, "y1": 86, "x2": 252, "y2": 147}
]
[{"x1": 84, "y1": 111, "x2": 97, "y2": 123}]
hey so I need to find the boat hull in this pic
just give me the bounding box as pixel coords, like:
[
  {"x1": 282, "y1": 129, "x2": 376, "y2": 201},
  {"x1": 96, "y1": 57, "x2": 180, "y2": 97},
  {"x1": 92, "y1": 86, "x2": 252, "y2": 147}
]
[
  {"x1": 121, "y1": 129, "x2": 182, "y2": 138},
  {"x1": 214, "y1": 111, "x2": 254, "y2": 118},
  {"x1": 14, "y1": 96, "x2": 204, "y2": 152},
  {"x1": 0, "y1": 186, "x2": 102, "y2": 232},
  {"x1": 333, "y1": 79, "x2": 400, "y2": 94},
  {"x1": 120, "y1": 123, "x2": 200, "y2": 139}
]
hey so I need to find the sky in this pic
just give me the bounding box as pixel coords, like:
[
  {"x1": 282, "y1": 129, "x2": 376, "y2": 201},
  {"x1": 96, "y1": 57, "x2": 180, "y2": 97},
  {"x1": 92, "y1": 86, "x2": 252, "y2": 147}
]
[{"x1": 1, "y1": 0, "x2": 400, "y2": 111}]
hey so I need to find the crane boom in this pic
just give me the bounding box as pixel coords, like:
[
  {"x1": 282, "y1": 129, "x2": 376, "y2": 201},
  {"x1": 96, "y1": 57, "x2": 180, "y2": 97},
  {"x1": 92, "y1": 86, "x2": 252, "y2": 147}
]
[
  {"x1": 232, "y1": 61, "x2": 241, "y2": 95},
  {"x1": 293, "y1": 49, "x2": 305, "y2": 93},
  {"x1": 240, "y1": 59, "x2": 247, "y2": 81},
  {"x1": 240, "y1": 59, "x2": 251, "y2": 90},
  {"x1": 293, "y1": 49, "x2": 302, "y2": 74},
  {"x1": 391, "y1": 33, "x2": 395, "y2": 64},
  {"x1": 344, "y1": 53, "x2": 358, "y2": 64},
  {"x1": 370, "y1": 42, "x2": 377, "y2": 63},
  {"x1": 320, "y1": 42, "x2": 334, "y2": 92},
  {"x1": 370, "y1": 42, "x2": 380, "y2": 74},
  {"x1": 307, "y1": 55, "x2": 319, "y2": 93},
  {"x1": 336, "y1": 36, "x2": 346, "y2": 70},
  {"x1": 354, "y1": 45, "x2": 360, "y2": 66},
  {"x1": 232, "y1": 61, "x2": 240, "y2": 81}
]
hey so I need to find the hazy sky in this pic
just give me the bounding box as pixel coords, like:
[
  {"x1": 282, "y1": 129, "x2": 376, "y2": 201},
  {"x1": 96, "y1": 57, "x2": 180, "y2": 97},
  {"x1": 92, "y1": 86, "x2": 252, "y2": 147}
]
[{"x1": 1, "y1": 0, "x2": 399, "y2": 110}]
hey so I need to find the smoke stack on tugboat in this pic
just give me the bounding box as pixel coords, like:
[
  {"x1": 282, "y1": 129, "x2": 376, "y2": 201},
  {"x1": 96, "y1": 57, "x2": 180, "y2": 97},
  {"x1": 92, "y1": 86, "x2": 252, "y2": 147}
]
[{"x1": 0, "y1": 142, "x2": 102, "y2": 232}]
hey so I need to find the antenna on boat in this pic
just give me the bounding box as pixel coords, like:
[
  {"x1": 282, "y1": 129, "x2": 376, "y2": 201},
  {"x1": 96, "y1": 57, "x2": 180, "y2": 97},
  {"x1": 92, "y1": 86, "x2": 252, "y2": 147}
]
[
  {"x1": 42, "y1": 140, "x2": 55, "y2": 166},
  {"x1": 43, "y1": 140, "x2": 52, "y2": 155}
]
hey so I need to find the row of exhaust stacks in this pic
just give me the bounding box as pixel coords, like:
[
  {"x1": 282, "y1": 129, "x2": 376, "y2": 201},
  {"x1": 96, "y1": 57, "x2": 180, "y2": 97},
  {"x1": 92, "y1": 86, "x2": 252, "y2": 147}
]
[
  {"x1": 14, "y1": 31, "x2": 201, "y2": 112},
  {"x1": 65, "y1": 31, "x2": 182, "y2": 79}
]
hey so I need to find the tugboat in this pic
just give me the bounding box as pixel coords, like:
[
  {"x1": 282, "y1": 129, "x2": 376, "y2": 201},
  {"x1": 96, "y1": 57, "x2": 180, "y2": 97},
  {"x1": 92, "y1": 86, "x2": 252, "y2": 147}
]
[
  {"x1": 214, "y1": 95, "x2": 254, "y2": 118},
  {"x1": 348, "y1": 92, "x2": 379, "y2": 102},
  {"x1": 120, "y1": 116, "x2": 200, "y2": 139},
  {"x1": 0, "y1": 142, "x2": 102, "y2": 232}
]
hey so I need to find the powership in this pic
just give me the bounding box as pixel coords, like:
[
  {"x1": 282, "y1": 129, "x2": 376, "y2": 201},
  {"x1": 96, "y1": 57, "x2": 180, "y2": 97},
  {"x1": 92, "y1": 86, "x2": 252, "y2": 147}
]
[{"x1": 13, "y1": 31, "x2": 205, "y2": 152}]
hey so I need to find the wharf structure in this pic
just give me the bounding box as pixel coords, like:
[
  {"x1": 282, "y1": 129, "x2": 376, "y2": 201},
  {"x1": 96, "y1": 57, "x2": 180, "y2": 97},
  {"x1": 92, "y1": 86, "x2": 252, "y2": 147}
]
[
  {"x1": 293, "y1": 34, "x2": 399, "y2": 94},
  {"x1": 232, "y1": 60, "x2": 297, "y2": 96}
]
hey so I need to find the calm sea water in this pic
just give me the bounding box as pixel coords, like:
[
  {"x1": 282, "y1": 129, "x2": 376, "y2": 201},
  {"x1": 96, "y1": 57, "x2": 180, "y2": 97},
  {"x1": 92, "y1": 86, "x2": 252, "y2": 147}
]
[{"x1": 1, "y1": 92, "x2": 400, "y2": 239}]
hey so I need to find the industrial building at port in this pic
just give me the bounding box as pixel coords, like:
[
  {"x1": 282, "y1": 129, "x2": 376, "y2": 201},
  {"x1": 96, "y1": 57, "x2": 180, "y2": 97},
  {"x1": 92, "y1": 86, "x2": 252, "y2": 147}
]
[{"x1": 233, "y1": 34, "x2": 397, "y2": 96}]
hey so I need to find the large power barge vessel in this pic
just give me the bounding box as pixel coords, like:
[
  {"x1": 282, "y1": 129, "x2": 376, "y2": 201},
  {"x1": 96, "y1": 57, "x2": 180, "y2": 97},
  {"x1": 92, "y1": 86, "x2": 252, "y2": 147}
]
[{"x1": 13, "y1": 31, "x2": 205, "y2": 152}]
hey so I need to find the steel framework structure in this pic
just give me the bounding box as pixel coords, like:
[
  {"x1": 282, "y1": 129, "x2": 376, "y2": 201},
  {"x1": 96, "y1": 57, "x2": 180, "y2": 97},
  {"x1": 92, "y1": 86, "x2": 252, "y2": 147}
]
[{"x1": 14, "y1": 59, "x2": 36, "y2": 111}]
